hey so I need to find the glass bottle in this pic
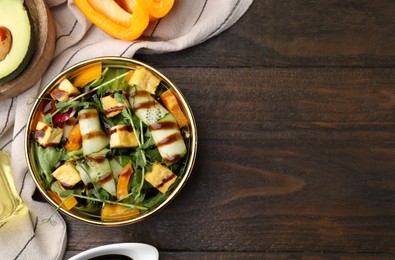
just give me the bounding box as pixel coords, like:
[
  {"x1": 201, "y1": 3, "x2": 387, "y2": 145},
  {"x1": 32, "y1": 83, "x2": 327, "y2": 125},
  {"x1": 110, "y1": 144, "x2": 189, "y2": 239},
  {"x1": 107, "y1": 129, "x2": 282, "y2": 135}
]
[{"x1": 0, "y1": 151, "x2": 28, "y2": 223}]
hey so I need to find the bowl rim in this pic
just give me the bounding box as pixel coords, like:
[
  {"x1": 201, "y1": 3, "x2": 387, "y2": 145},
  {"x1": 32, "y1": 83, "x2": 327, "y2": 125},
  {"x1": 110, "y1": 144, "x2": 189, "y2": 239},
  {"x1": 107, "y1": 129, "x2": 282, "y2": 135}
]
[{"x1": 24, "y1": 56, "x2": 198, "y2": 226}]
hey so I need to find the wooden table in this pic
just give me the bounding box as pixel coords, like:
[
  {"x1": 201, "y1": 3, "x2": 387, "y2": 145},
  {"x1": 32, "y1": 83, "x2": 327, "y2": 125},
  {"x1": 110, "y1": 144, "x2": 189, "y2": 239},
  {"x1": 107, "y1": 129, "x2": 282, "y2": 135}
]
[{"x1": 64, "y1": 1, "x2": 395, "y2": 258}]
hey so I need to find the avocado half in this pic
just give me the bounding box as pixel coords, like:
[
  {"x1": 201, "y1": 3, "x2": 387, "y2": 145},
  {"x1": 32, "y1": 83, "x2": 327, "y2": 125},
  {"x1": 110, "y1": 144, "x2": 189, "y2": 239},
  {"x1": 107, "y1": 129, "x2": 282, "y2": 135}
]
[{"x1": 0, "y1": 0, "x2": 35, "y2": 83}]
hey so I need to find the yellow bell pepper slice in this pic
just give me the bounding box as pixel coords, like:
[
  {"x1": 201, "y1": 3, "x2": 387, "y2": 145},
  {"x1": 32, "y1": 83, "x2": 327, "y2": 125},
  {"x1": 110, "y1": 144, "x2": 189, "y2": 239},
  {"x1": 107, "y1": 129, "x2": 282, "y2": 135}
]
[
  {"x1": 74, "y1": 0, "x2": 149, "y2": 41},
  {"x1": 139, "y1": 0, "x2": 175, "y2": 19}
]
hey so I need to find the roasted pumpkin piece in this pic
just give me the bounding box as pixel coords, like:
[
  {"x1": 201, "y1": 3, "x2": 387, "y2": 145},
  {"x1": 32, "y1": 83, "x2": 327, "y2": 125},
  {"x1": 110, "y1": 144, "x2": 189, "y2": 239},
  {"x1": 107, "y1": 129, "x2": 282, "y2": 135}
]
[
  {"x1": 73, "y1": 62, "x2": 102, "y2": 88},
  {"x1": 116, "y1": 162, "x2": 134, "y2": 200},
  {"x1": 65, "y1": 124, "x2": 82, "y2": 152},
  {"x1": 101, "y1": 204, "x2": 140, "y2": 221},
  {"x1": 160, "y1": 89, "x2": 188, "y2": 128},
  {"x1": 48, "y1": 182, "x2": 79, "y2": 211}
]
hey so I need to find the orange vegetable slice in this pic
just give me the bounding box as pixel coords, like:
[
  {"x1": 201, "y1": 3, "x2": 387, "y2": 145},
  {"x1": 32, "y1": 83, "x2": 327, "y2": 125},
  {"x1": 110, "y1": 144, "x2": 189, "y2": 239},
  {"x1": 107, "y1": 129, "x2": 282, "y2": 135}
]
[
  {"x1": 73, "y1": 62, "x2": 102, "y2": 88},
  {"x1": 116, "y1": 162, "x2": 134, "y2": 200},
  {"x1": 101, "y1": 204, "x2": 140, "y2": 221},
  {"x1": 65, "y1": 124, "x2": 82, "y2": 152},
  {"x1": 160, "y1": 89, "x2": 188, "y2": 128},
  {"x1": 115, "y1": 0, "x2": 134, "y2": 14},
  {"x1": 74, "y1": 0, "x2": 149, "y2": 41},
  {"x1": 48, "y1": 190, "x2": 78, "y2": 211},
  {"x1": 88, "y1": 0, "x2": 132, "y2": 27},
  {"x1": 138, "y1": 0, "x2": 175, "y2": 19}
]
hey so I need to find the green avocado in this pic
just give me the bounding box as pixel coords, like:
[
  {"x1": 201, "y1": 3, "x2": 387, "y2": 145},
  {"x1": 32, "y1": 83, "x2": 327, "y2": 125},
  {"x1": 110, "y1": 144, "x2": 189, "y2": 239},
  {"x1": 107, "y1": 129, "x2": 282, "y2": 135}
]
[{"x1": 0, "y1": 0, "x2": 34, "y2": 83}]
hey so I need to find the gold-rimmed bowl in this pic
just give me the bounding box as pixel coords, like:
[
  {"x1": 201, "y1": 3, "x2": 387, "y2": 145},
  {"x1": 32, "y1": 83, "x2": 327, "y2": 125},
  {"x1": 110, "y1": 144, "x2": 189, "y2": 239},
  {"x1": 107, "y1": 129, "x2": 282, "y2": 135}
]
[{"x1": 25, "y1": 57, "x2": 197, "y2": 226}]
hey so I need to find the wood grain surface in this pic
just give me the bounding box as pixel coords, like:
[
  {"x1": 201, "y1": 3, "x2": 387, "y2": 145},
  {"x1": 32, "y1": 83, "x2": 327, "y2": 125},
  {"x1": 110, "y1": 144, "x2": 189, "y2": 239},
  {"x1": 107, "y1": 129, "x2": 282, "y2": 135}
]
[{"x1": 64, "y1": 1, "x2": 395, "y2": 259}]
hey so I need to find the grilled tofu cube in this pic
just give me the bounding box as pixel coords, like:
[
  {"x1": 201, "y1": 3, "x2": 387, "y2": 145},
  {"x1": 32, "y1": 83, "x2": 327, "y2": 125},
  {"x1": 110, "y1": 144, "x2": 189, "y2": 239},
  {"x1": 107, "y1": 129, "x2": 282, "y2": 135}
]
[
  {"x1": 50, "y1": 78, "x2": 80, "y2": 102},
  {"x1": 110, "y1": 125, "x2": 138, "y2": 148},
  {"x1": 35, "y1": 122, "x2": 64, "y2": 147},
  {"x1": 144, "y1": 162, "x2": 177, "y2": 193},
  {"x1": 128, "y1": 67, "x2": 160, "y2": 94},
  {"x1": 52, "y1": 162, "x2": 82, "y2": 188},
  {"x1": 101, "y1": 94, "x2": 126, "y2": 117}
]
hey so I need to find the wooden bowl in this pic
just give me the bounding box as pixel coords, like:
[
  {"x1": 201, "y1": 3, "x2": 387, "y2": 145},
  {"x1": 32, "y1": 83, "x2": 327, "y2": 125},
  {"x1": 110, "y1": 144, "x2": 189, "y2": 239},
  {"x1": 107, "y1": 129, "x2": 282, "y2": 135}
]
[{"x1": 0, "y1": 0, "x2": 56, "y2": 100}]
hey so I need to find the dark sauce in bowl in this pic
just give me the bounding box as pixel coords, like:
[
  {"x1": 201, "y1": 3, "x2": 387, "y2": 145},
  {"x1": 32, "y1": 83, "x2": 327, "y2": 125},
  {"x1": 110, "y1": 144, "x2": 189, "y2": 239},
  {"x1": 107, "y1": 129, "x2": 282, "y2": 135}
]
[{"x1": 88, "y1": 254, "x2": 132, "y2": 260}]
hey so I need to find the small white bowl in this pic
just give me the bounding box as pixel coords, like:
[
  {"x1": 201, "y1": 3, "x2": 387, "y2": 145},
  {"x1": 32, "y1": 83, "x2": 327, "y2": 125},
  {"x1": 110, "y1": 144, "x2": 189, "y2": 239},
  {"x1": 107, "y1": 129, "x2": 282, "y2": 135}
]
[{"x1": 68, "y1": 243, "x2": 159, "y2": 260}]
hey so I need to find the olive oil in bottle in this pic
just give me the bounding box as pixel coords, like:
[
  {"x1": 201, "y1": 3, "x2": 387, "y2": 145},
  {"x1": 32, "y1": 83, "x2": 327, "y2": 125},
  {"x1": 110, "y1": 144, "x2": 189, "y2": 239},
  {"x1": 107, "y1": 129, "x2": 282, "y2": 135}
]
[{"x1": 0, "y1": 151, "x2": 28, "y2": 223}]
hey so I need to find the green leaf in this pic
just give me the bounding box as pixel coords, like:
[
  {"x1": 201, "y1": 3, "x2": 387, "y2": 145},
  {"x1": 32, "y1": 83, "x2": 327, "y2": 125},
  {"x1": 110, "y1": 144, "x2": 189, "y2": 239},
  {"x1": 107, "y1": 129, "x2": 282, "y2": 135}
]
[
  {"x1": 50, "y1": 182, "x2": 63, "y2": 194},
  {"x1": 145, "y1": 148, "x2": 162, "y2": 163},
  {"x1": 141, "y1": 135, "x2": 155, "y2": 149},
  {"x1": 114, "y1": 92, "x2": 125, "y2": 104},
  {"x1": 130, "y1": 168, "x2": 144, "y2": 202},
  {"x1": 33, "y1": 142, "x2": 65, "y2": 187},
  {"x1": 67, "y1": 148, "x2": 83, "y2": 158},
  {"x1": 44, "y1": 114, "x2": 52, "y2": 124},
  {"x1": 99, "y1": 68, "x2": 129, "y2": 94},
  {"x1": 59, "y1": 190, "x2": 74, "y2": 198},
  {"x1": 55, "y1": 101, "x2": 69, "y2": 109},
  {"x1": 136, "y1": 150, "x2": 146, "y2": 168},
  {"x1": 143, "y1": 193, "x2": 166, "y2": 208},
  {"x1": 117, "y1": 155, "x2": 133, "y2": 167}
]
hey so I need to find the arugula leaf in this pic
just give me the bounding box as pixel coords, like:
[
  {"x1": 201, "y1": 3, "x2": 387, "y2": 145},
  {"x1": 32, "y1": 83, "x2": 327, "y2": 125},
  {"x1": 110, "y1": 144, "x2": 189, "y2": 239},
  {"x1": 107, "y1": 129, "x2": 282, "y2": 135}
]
[
  {"x1": 145, "y1": 147, "x2": 162, "y2": 163},
  {"x1": 130, "y1": 168, "x2": 145, "y2": 202},
  {"x1": 59, "y1": 190, "x2": 74, "y2": 198},
  {"x1": 143, "y1": 193, "x2": 166, "y2": 208},
  {"x1": 33, "y1": 142, "x2": 65, "y2": 187},
  {"x1": 44, "y1": 114, "x2": 52, "y2": 124},
  {"x1": 98, "y1": 68, "x2": 129, "y2": 95},
  {"x1": 114, "y1": 92, "x2": 125, "y2": 104}
]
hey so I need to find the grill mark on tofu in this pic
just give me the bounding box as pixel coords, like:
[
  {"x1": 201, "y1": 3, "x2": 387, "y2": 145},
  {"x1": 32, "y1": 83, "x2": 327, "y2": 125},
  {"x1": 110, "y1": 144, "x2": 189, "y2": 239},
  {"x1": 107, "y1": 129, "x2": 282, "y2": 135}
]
[
  {"x1": 156, "y1": 174, "x2": 176, "y2": 189},
  {"x1": 51, "y1": 89, "x2": 68, "y2": 101},
  {"x1": 156, "y1": 132, "x2": 183, "y2": 147},
  {"x1": 104, "y1": 105, "x2": 126, "y2": 116},
  {"x1": 34, "y1": 127, "x2": 47, "y2": 139},
  {"x1": 110, "y1": 125, "x2": 132, "y2": 135}
]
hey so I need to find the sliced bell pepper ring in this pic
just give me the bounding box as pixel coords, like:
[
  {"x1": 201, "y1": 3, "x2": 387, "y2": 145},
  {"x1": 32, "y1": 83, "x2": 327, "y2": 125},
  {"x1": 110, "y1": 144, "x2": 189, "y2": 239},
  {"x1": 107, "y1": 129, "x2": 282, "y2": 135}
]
[
  {"x1": 74, "y1": 0, "x2": 149, "y2": 41},
  {"x1": 139, "y1": 0, "x2": 175, "y2": 19},
  {"x1": 88, "y1": 0, "x2": 132, "y2": 28},
  {"x1": 114, "y1": 0, "x2": 134, "y2": 14}
]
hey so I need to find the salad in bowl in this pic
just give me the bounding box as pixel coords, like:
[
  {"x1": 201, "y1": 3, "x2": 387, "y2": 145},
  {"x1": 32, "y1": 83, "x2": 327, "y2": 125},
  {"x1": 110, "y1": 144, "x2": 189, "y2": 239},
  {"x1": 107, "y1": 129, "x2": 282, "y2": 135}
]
[{"x1": 25, "y1": 57, "x2": 197, "y2": 225}]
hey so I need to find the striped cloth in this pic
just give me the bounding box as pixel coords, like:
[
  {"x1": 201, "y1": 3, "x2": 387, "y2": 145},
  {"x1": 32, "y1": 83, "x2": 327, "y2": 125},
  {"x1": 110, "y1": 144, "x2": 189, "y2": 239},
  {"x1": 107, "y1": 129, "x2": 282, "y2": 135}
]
[{"x1": 0, "y1": 0, "x2": 253, "y2": 259}]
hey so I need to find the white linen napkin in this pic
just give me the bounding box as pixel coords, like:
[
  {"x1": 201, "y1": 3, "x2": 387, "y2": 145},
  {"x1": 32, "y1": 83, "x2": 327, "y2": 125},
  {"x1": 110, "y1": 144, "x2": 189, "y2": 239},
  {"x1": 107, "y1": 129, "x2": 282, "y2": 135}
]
[{"x1": 0, "y1": 0, "x2": 253, "y2": 259}]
